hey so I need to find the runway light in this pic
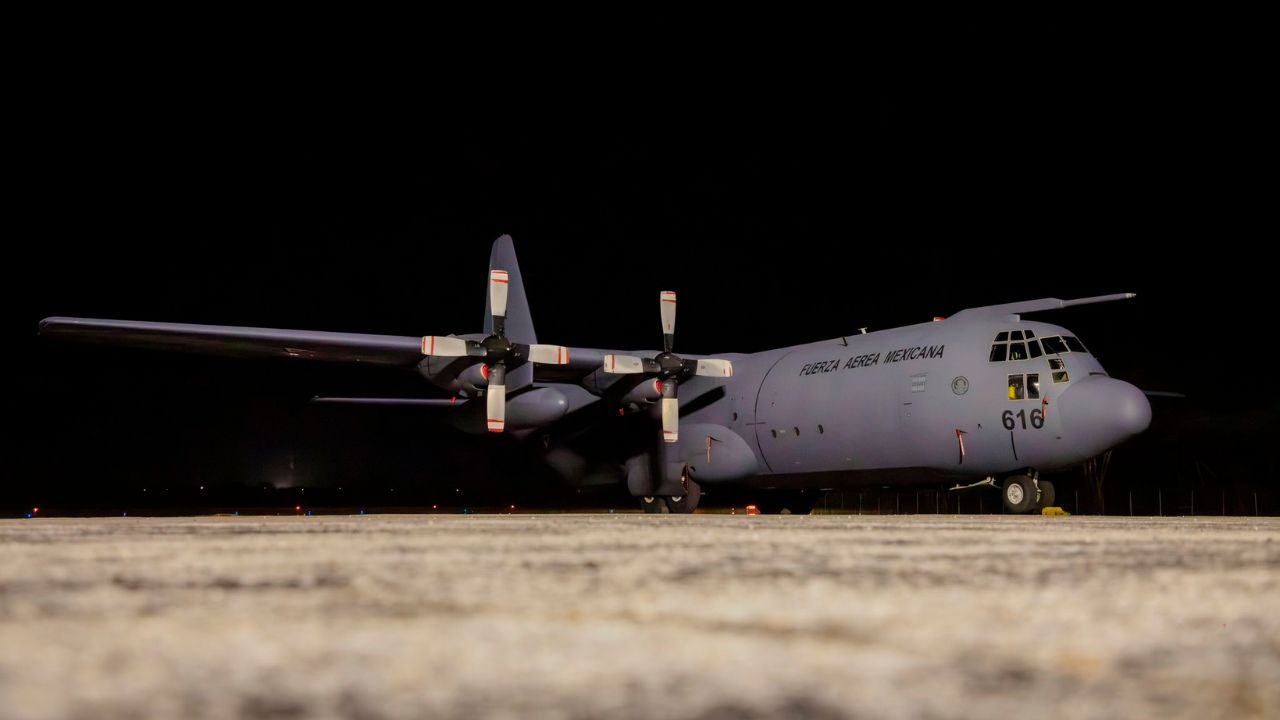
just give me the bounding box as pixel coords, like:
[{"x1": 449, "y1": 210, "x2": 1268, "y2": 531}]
[
  {"x1": 32, "y1": 507, "x2": 39, "y2": 514},
  {"x1": 295, "y1": 505, "x2": 301, "y2": 511},
  {"x1": 746, "y1": 504, "x2": 760, "y2": 516}
]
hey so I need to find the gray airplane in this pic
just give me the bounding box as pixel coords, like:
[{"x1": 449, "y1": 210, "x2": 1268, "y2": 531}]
[{"x1": 40, "y1": 235, "x2": 1150, "y2": 514}]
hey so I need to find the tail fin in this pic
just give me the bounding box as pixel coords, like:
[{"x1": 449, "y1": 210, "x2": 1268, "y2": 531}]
[{"x1": 483, "y1": 235, "x2": 537, "y2": 343}]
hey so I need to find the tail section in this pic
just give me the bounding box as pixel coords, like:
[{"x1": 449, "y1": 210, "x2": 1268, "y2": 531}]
[{"x1": 483, "y1": 235, "x2": 537, "y2": 344}]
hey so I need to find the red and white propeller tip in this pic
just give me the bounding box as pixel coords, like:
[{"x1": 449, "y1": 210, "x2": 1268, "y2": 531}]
[
  {"x1": 489, "y1": 270, "x2": 510, "y2": 319},
  {"x1": 421, "y1": 336, "x2": 470, "y2": 357},
  {"x1": 660, "y1": 291, "x2": 677, "y2": 336},
  {"x1": 529, "y1": 344, "x2": 570, "y2": 365},
  {"x1": 487, "y1": 383, "x2": 506, "y2": 432}
]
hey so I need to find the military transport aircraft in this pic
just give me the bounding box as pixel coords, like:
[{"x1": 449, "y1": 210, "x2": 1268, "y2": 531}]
[{"x1": 39, "y1": 235, "x2": 1150, "y2": 514}]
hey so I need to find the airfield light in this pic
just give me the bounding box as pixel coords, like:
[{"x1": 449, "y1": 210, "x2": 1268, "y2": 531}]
[
  {"x1": 32, "y1": 507, "x2": 39, "y2": 514},
  {"x1": 295, "y1": 505, "x2": 301, "y2": 512},
  {"x1": 746, "y1": 504, "x2": 759, "y2": 516}
]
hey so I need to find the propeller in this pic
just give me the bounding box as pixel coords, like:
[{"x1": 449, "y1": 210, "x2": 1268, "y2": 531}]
[
  {"x1": 421, "y1": 269, "x2": 570, "y2": 432},
  {"x1": 602, "y1": 291, "x2": 733, "y2": 443}
]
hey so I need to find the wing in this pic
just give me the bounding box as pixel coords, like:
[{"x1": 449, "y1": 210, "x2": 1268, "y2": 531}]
[{"x1": 39, "y1": 316, "x2": 425, "y2": 366}]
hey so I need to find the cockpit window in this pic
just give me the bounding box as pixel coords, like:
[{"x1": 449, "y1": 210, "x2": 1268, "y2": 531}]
[
  {"x1": 1027, "y1": 373, "x2": 1041, "y2": 399},
  {"x1": 991, "y1": 329, "x2": 1079, "y2": 362},
  {"x1": 1041, "y1": 336, "x2": 1068, "y2": 354},
  {"x1": 1007, "y1": 374, "x2": 1024, "y2": 400}
]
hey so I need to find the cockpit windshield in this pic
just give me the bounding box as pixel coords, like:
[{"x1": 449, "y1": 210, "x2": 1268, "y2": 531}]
[{"x1": 990, "y1": 331, "x2": 1088, "y2": 362}]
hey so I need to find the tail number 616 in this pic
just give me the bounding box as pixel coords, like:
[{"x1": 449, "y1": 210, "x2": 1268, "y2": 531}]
[{"x1": 1002, "y1": 408, "x2": 1044, "y2": 430}]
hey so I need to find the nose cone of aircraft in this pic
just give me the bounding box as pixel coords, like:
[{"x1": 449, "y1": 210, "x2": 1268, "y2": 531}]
[{"x1": 1057, "y1": 376, "x2": 1152, "y2": 456}]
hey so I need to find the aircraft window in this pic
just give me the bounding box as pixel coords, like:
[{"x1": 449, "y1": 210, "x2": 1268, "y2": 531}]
[
  {"x1": 1052, "y1": 370, "x2": 1069, "y2": 384},
  {"x1": 732, "y1": 412, "x2": 738, "y2": 421},
  {"x1": 1064, "y1": 336, "x2": 1088, "y2": 353},
  {"x1": 1010, "y1": 330, "x2": 1024, "y2": 340},
  {"x1": 1009, "y1": 342, "x2": 1027, "y2": 361},
  {"x1": 995, "y1": 331, "x2": 1009, "y2": 342},
  {"x1": 989, "y1": 344, "x2": 1008, "y2": 362},
  {"x1": 771, "y1": 429, "x2": 778, "y2": 438},
  {"x1": 1024, "y1": 330, "x2": 1035, "y2": 339},
  {"x1": 1027, "y1": 373, "x2": 1040, "y2": 399},
  {"x1": 1048, "y1": 358, "x2": 1064, "y2": 370},
  {"x1": 1007, "y1": 374, "x2": 1025, "y2": 400},
  {"x1": 1027, "y1": 340, "x2": 1043, "y2": 359},
  {"x1": 818, "y1": 424, "x2": 824, "y2": 434},
  {"x1": 1041, "y1": 336, "x2": 1068, "y2": 354},
  {"x1": 794, "y1": 427, "x2": 800, "y2": 436}
]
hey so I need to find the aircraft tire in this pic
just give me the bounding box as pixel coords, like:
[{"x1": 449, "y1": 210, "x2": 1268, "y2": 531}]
[
  {"x1": 1037, "y1": 479, "x2": 1056, "y2": 509},
  {"x1": 640, "y1": 496, "x2": 668, "y2": 514},
  {"x1": 1002, "y1": 475, "x2": 1038, "y2": 514},
  {"x1": 665, "y1": 480, "x2": 702, "y2": 514}
]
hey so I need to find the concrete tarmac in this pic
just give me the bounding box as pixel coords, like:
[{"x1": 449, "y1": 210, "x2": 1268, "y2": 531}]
[{"x1": 1, "y1": 514, "x2": 1277, "y2": 719}]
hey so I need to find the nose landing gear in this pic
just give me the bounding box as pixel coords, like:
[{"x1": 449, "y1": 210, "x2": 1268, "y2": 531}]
[{"x1": 1002, "y1": 472, "x2": 1055, "y2": 514}]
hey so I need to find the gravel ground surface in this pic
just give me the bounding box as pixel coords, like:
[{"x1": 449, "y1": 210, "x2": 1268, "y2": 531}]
[{"x1": 1, "y1": 514, "x2": 1277, "y2": 720}]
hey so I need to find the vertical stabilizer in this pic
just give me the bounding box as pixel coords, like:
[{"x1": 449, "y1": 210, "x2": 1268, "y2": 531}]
[{"x1": 483, "y1": 235, "x2": 537, "y2": 344}]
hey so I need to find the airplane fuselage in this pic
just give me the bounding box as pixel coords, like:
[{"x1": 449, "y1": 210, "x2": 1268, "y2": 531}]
[{"x1": 604, "y1": 311, "x2": 1150, "y2": 494}]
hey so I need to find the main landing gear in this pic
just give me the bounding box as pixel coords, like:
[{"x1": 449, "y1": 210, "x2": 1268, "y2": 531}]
[
  {"x1": 1001, "y1": 472, "x2": 1056, "y2": 514},
  {"x1": 639, "y1": 478, "x2": 702, "y2": 514}
]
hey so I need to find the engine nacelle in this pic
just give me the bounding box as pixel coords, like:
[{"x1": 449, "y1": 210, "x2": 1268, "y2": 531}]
[
  {"x1": 456, "y1": 363, "x2": 489, "y2": 393},
  {"x1": 620, "y1": 378, "x2": 664, "y2": 405},
  {"x1": 450, "y1": 386, "x2": 569, "y2": 433}
]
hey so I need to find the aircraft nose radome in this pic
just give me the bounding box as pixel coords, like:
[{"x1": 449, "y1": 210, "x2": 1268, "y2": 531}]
[{"x1": 1058, "y1": 377, "x2": 1152, "y2": 455}]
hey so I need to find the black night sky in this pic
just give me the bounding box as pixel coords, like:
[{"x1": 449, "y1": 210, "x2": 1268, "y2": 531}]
[{"x1": 8, "y1": 22, "x2": 1274, "y2": 514}]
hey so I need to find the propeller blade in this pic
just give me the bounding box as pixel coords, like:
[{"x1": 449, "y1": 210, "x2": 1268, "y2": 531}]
[
  {"x1": 489, "y1": 270, "x2": 510, "y2": 322},
  {"x1": 660, "y1": 291, "x2": 676, "y2": 352},
  {"x1": 421, "y1": 336, "x2": 472, "y2": 357},
  {"x1": 694, "y1": 358, "x2": 734, "y2": 378},
  {"x1": 529, "y1": 344, "x2": 570, "y2": 365},
  {"x1": 661, "y1": 378, "x2": 678, "y2": 443},
  {"x1": 486, "y1": 362, "x2": 506, "y2": 433},
  {"x1": 603, "y1": 354, "x2": 646, "y2": 374}
]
